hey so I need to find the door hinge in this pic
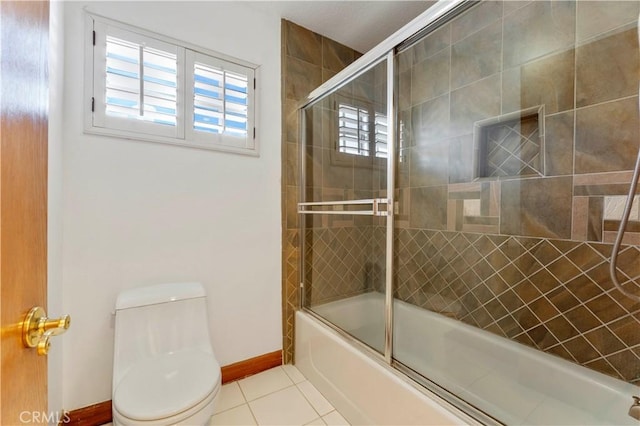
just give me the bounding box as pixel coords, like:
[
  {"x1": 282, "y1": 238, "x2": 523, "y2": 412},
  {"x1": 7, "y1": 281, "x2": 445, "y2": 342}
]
[
  {"x1": 253, "y1": 127, "x2": 256, "y2": 139},
  {"x1": 91, "y1": 97, "x2": 95, "y2": 112},
  {"x1": 93, "y1": 30, "x2": 96, "y2": 46},
  {"x1": 253, "y1": 78, "x2": 256, "y2": 89}
]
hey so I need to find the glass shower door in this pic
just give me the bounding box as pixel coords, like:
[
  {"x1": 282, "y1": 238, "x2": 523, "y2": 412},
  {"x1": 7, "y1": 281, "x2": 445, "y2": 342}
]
[
  {"x1": 392, "y1": 1, "x2": 640, "y2": 424},
  {"x1": 299, "y1": 59, "x2": 389, "y2": 354}
]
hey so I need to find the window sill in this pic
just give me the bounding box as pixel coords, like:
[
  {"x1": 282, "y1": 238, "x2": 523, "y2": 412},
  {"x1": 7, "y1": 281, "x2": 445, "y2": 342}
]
[{"x1": 84, "y1": 125, "x2": 260, "y2": 157}]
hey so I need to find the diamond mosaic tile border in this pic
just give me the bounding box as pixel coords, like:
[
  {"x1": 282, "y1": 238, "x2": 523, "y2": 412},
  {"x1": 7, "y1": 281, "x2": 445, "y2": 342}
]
[
  {"x1": 394, "y1": 228, "x2": 640, "y2": 383},
  {"x1": 300, "y1": 225, "x2": 640, "y2": 383},
  {"x1": 304, "y1": 226, "x2": 385, "y2": 305}
]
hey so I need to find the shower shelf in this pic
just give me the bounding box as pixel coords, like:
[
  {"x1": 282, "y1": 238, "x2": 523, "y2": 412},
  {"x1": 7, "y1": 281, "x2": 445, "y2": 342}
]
[{"x1": 473, "y1": 105, "x2": 545, "y2": 180}]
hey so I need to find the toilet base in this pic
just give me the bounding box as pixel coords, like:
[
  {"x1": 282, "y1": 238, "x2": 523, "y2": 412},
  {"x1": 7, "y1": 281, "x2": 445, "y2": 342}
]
[{"x1": 113, "y1": 385, "x2": 220, "y2": 426}]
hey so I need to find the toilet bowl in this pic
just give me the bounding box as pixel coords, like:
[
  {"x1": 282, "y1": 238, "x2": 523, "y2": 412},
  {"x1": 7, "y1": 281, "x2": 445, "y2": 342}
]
[{"x1": 112, "y1": 282, "x2": 221, "y2": 425}]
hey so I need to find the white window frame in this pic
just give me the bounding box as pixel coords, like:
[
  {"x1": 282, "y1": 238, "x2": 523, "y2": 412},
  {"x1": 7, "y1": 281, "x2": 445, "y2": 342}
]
[{"x1": 84, "y1": 12, "x2": 259, "y2": 156}]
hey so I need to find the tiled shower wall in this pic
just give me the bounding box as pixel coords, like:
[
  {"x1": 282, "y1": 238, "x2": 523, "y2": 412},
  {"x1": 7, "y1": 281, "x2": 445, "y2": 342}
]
[
  {"x1": 281, "y1": 20, "x2": 361, "y2": 362},
  {"x1": 394, "y1": 1, "x2": 640, "y2": 383},
  {"x1": 284, "y1": 1, "x2": 640, "y2": 384}
]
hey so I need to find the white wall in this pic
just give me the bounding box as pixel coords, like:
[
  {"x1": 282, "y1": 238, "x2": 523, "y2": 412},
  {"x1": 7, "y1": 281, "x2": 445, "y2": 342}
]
[
  {"x1": 48, "y1": 0, "x2": 65, "y2": 421},
  {"x1": 62, "y1": 1, "x2": 282, "y2": 410}
]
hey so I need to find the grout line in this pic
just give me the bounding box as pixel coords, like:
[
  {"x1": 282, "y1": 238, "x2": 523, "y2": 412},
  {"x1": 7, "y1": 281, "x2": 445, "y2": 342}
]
[
  {"x1": 216, "y1": 382, "x2": 247, "y2": 416},
  {"x1": 574, "y1": 93, "x2": 639, "y2": 113},
  {"x1": 502, "y1": 0, "x2": 531, "y2": 19},
  {"x1": 571, "y1": 4, "x2": 578, "y2": 242},
  {"x1": 211, "y1": 403, "x2": 247, "y2": 418},
  {"x1": 451, "y1": 6, "x2": 502, "y2": 46},
  {"x1": 237, "y1": 364, "x2": 348, "y2": 425},
  {"x1": 500, "y1": 1, "x2": 504, "y2": 117},
  {"x1": 246, "y1": 401, "x2": 260, "y2": 426},
  {"x1": 236, "y1": 379, "x2": 250, "y2": 404},
  {"x1": 295, "y1": 380, "x2": 328, "y2": 419},
  {"x1": 575, "y1": 17, "x2": 639, "y2": 47}
]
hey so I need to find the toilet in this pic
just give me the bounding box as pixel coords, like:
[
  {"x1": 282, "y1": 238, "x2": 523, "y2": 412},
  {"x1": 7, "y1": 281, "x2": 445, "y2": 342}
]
[{"x1": 112, "y1": 282, "x2": 221, "y2": 425}]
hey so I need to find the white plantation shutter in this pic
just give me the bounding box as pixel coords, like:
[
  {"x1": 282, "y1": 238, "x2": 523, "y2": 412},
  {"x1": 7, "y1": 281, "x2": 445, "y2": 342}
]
[
  {"x1": 374, "y1": 112, "x2": 388, "y2": 158},
  {"x1": 186, "y1": 51, "x2": 255, "y2": 150},
  {"x1": 192, "y1": 65, "x2": 248, "y2": 136},
  {"x1": 93, "y1": 22, "x2": 184, "y2": 139},
  {"x1": 87, "y1": 14, "x2": 258, "y2": 155},
  {"x1": 105, "y1": 37, "x2": 179, "y2": 126},
  {"x1": 338, "y1": 103, "x2": 387, "y2": 158},
  {"x1": 338, "y1": 104, "x2": 370, "y2": 156}
]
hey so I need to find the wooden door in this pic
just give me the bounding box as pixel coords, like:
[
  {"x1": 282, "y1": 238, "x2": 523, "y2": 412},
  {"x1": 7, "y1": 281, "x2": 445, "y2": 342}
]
[{"x1": 0, "y1": 1, "x2": 50, "y2": 424}]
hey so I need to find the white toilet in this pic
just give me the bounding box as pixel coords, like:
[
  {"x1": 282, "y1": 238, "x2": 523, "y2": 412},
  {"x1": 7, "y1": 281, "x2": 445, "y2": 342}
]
[{"x1": 112, "y1": 282, "x2": 221, "y2": 425}]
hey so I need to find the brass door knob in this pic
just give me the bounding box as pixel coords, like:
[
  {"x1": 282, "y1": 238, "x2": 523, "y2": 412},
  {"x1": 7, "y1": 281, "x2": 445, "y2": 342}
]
[{"x1": 22, "y1": 307, "x2": 71, "y2": 355}]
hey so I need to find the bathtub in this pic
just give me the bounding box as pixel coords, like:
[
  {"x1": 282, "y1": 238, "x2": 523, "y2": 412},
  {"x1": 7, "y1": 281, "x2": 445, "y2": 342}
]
[{"x1": 295, "y1": 292, "x2": 639, "y2": 425}]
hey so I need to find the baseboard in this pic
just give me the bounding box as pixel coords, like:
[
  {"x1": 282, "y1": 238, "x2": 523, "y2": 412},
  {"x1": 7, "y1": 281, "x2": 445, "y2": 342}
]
[
  {"x1": 63, "y1": 401, "x2": 111, "y2": 426},
  {"x1": 221, "y1": 349, "x2": 283, "y2": 383},
  {"x1": 62, "y1": 350, "x2": 283, "y2": 426}
]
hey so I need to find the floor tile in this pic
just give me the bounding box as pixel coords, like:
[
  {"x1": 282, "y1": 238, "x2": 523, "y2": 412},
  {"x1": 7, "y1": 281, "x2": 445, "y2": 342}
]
[
  {"x1": 305, "y1": 418, "x2": 327, "y2": 425},
  {"x1": 322, "y1": 410, "x2": 350, "y2": 426},
  {"x1": 210, "y1": 404, "x2": 256, "y2": 425},
  {"x1": 213, "y1": 381, "x2": 246, "y2": 415},
  {"x1": 297, "y1": 380, "x2": 334, "y2": 416},
  {"x1": 239, "y1": 367, "x2": 294, "y2": 401},
  {"x1": 249, "y1": 386, "x2": 318, "y2": 425},
  {"x1": 282, "y1": 363, "x2": 306, "y2": 384}
]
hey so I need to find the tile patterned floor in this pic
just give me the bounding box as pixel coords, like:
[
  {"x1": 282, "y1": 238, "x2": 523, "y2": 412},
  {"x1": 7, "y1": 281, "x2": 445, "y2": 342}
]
[{"x1": 210, "y1": 365, "x2": 350, "y2": 426}]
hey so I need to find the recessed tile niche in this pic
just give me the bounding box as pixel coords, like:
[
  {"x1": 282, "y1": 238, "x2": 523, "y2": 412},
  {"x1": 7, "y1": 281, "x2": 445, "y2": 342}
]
[{"x1": 474, "y1": 106, "x2": 545, "y2": 179}]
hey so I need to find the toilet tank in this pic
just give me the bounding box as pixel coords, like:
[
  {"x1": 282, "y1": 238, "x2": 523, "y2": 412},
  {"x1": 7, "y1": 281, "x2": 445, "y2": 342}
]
[{"x1": 113, "y1": 282, "x2": 216, "y2": 387}]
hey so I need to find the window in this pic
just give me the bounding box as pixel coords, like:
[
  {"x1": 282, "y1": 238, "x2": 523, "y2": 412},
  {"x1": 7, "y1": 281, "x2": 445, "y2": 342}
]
[
  {"x1": 186, "y1": 51, "x2": 252, "y2": 146},
  {"x1": 85, "y1": 13, "x2": 258, "y2": 155},
  {"x1": 337, "y1": 103, "x2": 387, "y2": 158}
]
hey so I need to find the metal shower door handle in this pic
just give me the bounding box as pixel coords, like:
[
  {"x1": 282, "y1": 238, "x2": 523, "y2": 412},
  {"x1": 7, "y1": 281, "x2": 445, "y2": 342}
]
[
  {"x1": 372, "y1": 198, "x2": 389, "y2": 216},
  {"x1": 298, "y1": 198, "x2": 390, "y2": 216}
]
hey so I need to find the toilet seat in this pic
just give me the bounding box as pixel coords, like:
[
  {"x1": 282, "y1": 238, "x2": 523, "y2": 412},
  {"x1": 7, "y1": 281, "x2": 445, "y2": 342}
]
[
  {"x1": 114, "y1": 350, "x2": 221, "y2": 423},
  {"x1": 112, "y1": 387, "x2": 218, "y2": 426}
]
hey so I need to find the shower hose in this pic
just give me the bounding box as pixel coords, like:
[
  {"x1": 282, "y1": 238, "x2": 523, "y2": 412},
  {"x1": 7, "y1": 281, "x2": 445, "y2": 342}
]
[{"x1": 608, "y1": 12, "x2": 640, "y2": 303}]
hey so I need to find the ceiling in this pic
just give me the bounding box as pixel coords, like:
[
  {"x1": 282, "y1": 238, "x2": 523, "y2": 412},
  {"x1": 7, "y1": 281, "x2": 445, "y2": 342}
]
[{"x1": 248, "y1": 1, "x2": 435, "y2": 53}]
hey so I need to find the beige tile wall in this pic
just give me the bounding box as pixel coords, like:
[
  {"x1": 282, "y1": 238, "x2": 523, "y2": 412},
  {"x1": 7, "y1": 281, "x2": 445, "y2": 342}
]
[
  {"x1": 282, "y1": 1, "x2": 640, "y2": 384},
  {"x1": 281, "y1": 20, "x2": 361, "y2": 363},
  {"x1": 393, "y1": 0, "x2": 640, "y2": 383}
]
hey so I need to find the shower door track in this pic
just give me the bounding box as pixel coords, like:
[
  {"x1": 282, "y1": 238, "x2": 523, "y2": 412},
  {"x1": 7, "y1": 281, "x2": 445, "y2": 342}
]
[{"x1": 300, "y1": 306, "x2": 495, "y2": 426}]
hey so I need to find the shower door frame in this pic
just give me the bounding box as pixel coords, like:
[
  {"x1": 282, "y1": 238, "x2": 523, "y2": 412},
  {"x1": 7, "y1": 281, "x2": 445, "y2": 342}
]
[
  {"x1": 297, "y1": 1, "x2": 501, "y2": 425},
  {"x1": 298, "y1": 53, "x2": 394, "y2": 363}
]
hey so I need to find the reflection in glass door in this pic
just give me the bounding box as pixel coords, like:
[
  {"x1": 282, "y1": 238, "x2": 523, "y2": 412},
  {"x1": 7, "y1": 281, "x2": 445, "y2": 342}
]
[{"x1": 299, "y1": 58, "x2": 390, "y2": 354}]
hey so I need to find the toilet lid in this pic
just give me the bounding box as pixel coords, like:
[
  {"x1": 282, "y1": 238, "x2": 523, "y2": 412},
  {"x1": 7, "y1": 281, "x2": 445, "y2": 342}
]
[{"x1": 114, "y1": 350, "x2": 220, "y2": 421}]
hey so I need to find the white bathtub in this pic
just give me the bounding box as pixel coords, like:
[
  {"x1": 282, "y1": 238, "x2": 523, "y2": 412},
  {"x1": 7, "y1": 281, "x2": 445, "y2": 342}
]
[{"x1": 296, "y1": 292, "x2": 639, "y2": 425}]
